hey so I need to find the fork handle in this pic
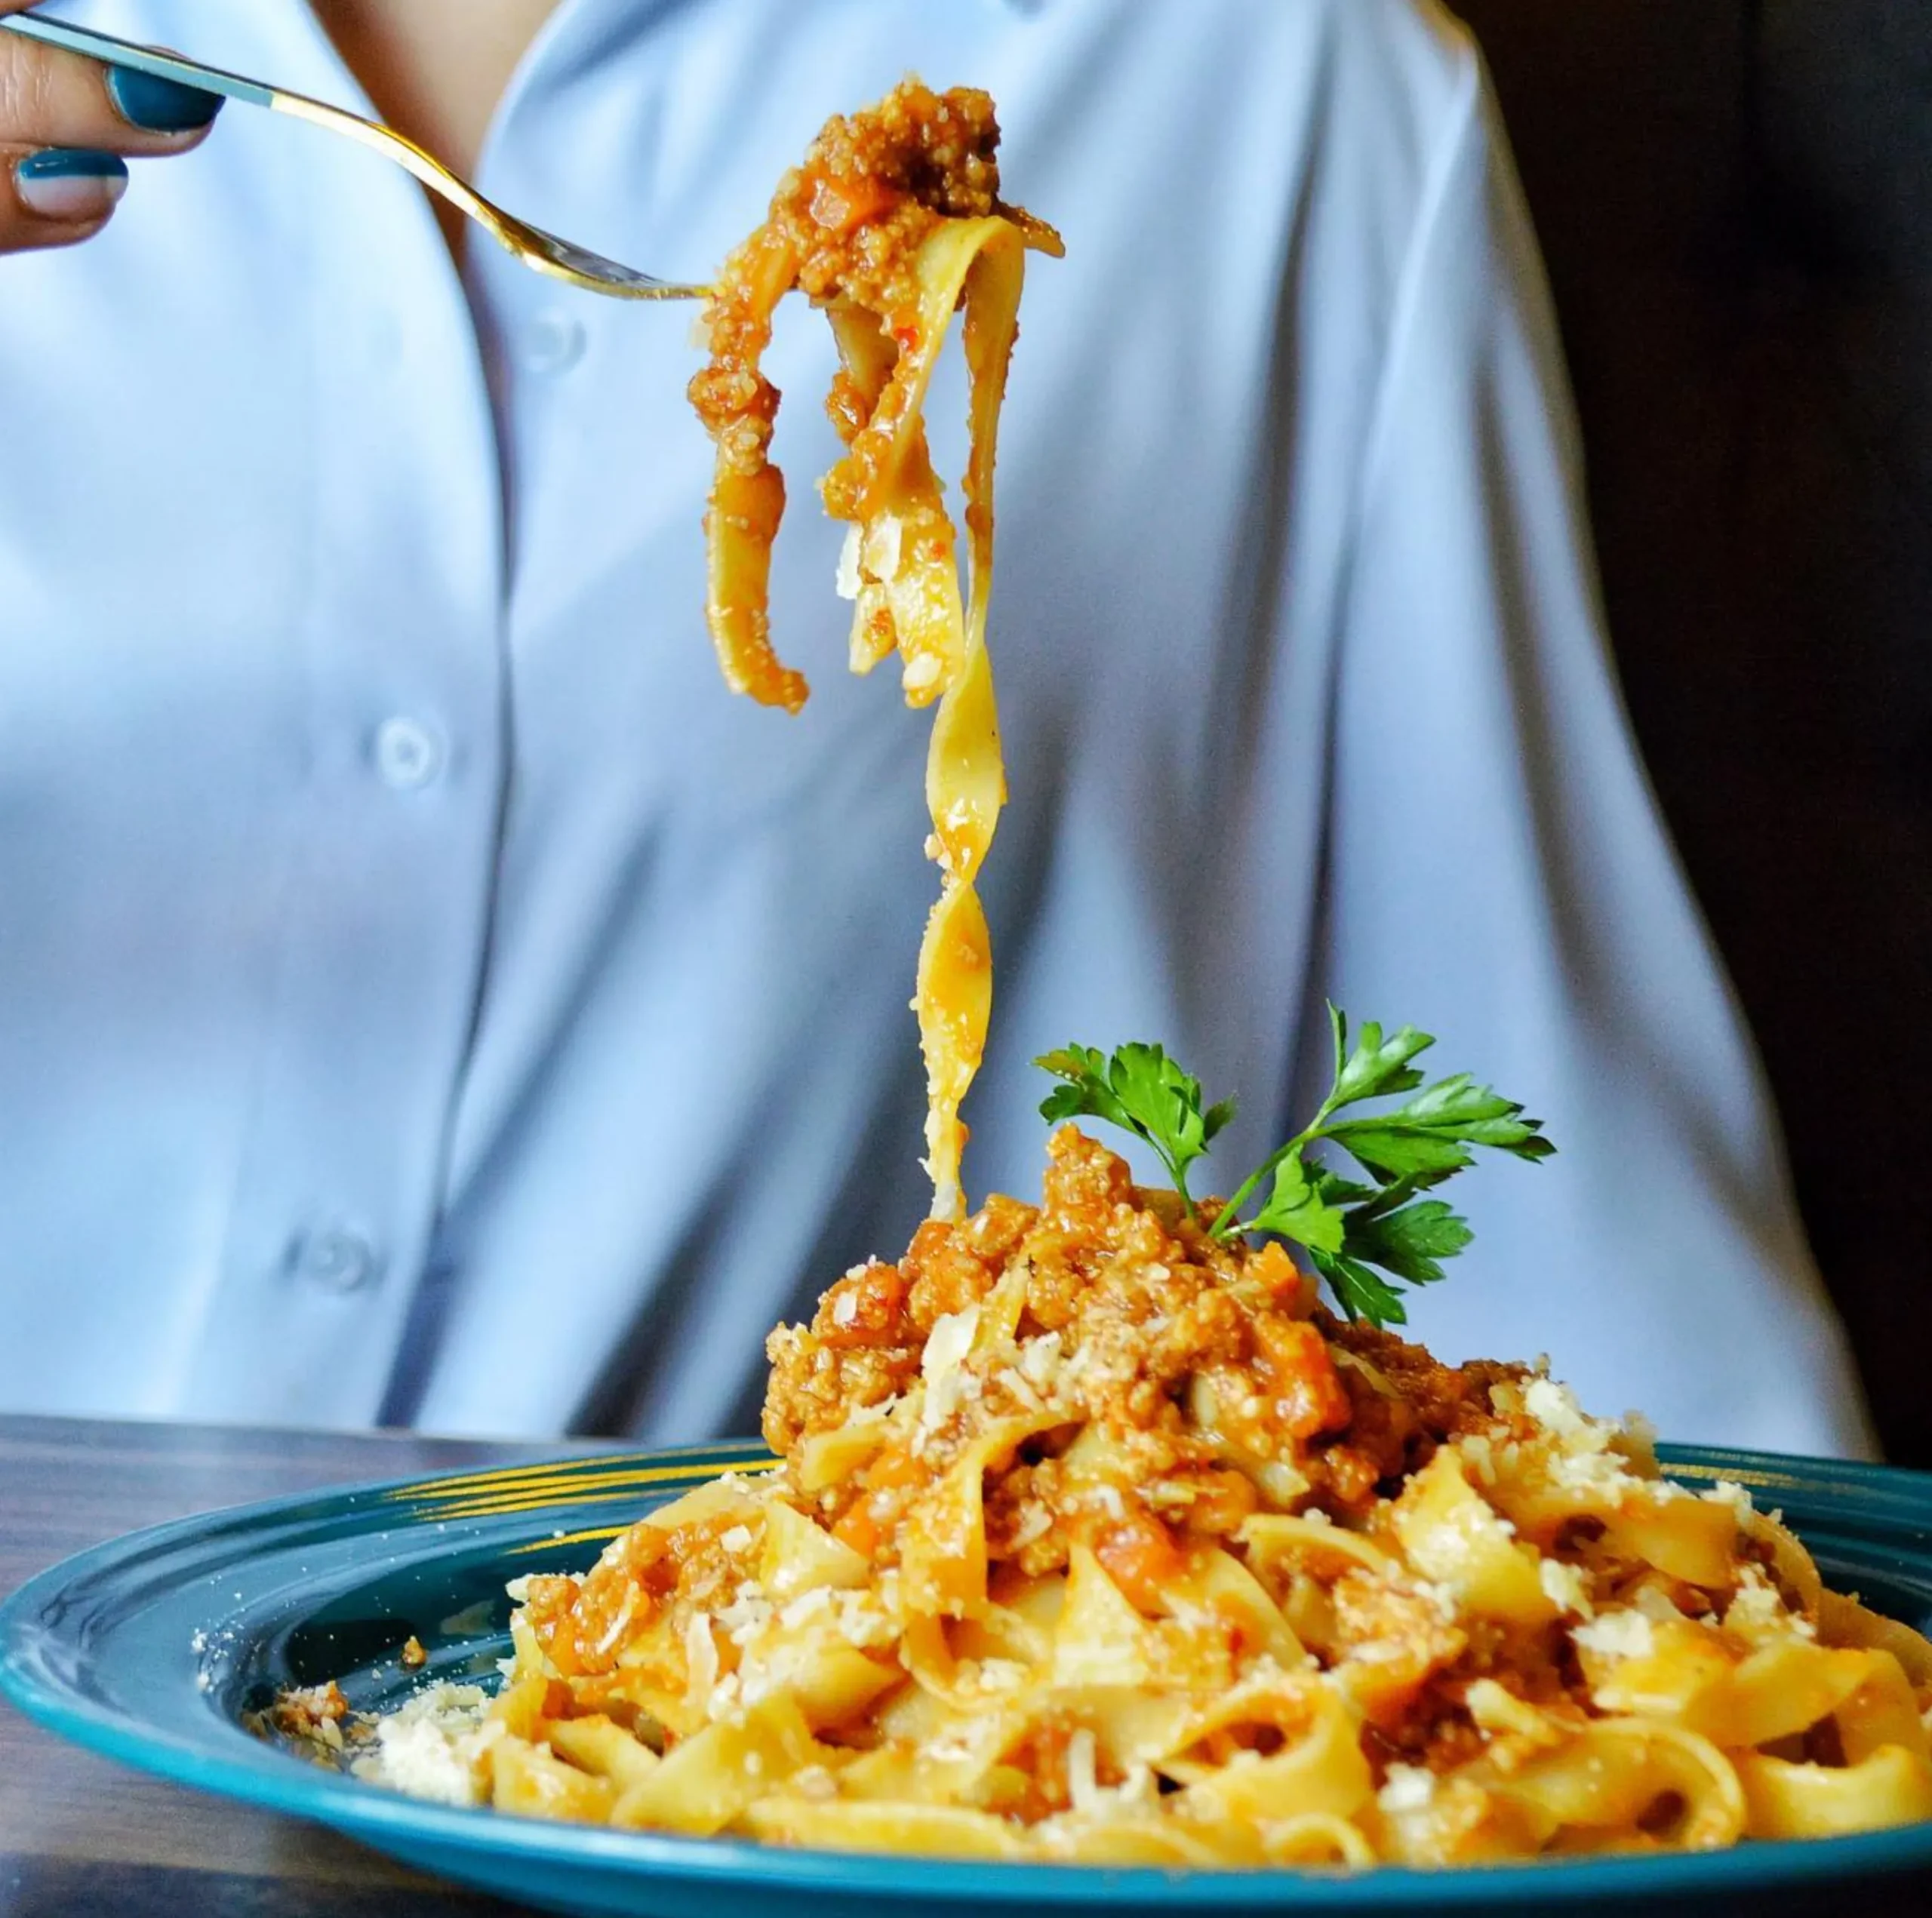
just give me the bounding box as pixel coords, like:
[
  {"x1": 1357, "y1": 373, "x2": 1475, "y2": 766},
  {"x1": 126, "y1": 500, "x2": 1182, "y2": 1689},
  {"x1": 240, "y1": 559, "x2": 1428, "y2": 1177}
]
[
  {"x1": 0, "y1": 11, "x2": 275, "y2": 109},
  {"x1": 0, "y1": 5, "x2": 700, "y2": 300},
  {"x1": 0, "y1": 13, "x2": 477, "y2": 224}
]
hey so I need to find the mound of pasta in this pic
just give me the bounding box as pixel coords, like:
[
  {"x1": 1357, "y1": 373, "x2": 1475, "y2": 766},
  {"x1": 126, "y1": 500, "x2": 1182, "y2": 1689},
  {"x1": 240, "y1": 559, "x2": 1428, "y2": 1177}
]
[{"x1": 357, "y1": 1127, "x2": 1932, "y2": 1864}]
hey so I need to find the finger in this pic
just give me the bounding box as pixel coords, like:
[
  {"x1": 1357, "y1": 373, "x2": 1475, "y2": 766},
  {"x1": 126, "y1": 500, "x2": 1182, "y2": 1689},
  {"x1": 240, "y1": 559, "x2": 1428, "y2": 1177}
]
[
  {"x1": 0, "y1": 30, "x2": 222, "y2": 153},
  {"x1": 2, "y1": 146, "x2": 127, "y2": 252}
]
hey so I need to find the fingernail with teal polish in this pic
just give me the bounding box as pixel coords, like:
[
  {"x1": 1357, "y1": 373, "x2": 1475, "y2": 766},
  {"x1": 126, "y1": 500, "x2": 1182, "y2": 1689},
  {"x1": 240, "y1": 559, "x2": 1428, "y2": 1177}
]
[
  {"x1": 15, "y1": 150, "x2": 129, "y2": 221},
  {"x1": 107, "y1": 65, "x2": 223, "y2": 132}
]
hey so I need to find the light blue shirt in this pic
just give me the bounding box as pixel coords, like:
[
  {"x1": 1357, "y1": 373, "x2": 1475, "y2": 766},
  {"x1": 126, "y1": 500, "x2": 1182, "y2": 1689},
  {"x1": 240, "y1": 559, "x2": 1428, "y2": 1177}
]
[{"x1": 0, "y1": 0, "x2": 1875, "y2": 1453}]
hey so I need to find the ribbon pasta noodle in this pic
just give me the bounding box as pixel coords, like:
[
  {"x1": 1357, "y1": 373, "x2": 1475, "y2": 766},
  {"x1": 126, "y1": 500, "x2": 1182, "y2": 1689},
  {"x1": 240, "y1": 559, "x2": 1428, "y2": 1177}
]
[
  {"x1": 353, "y1": 1128, "x2": 1932, "y2": 1864},
  {"x1": 339, "y1": 84, "x2": 1932, "y2": 1872},
  {"x1": 688, "y1": 81, "x2": 1062, "y2": 1220}
]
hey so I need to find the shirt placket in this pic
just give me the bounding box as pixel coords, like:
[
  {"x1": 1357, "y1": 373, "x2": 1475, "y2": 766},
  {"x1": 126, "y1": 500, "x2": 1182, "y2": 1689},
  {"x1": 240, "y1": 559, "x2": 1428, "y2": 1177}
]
[{"x1": 185, "y1": 80, "x2": 510, "y2": 1422}]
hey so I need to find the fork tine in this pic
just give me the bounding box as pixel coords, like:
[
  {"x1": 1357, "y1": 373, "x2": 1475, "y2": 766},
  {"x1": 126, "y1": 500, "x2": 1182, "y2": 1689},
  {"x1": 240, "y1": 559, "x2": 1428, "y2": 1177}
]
[
  {"x1": 272, "y1": 92, "x2": 706, "y2": 300},
  {"x1": 515, "y1": 223, "x2": 709, "y2": 301}
]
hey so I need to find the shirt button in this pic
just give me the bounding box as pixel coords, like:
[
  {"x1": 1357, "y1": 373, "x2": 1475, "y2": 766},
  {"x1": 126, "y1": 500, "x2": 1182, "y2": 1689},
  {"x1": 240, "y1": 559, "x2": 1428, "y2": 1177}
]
[
  {"x1": 374, "y1": 716, "x2": 445, "y2": 790},
  {"x1": 522, "y1": 309, "x2": 586, "y2": 375},
  {"x1": 291, "y1": 1229, "x2": 381, "y2": 1294}
]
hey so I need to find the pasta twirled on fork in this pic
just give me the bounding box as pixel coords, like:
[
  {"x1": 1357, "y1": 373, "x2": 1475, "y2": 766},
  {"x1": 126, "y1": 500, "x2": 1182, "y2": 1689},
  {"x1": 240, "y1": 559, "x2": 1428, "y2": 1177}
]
[{"x1": 688, "y1": 80, "x2": 1061, "y2": 1221}]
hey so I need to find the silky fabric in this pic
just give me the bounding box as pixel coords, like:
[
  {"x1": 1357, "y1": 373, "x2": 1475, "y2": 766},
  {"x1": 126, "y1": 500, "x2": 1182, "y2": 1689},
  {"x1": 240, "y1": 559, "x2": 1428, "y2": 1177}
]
[{"x1": 0, "y1": 0, "x2": 1875, "y2": 1452}]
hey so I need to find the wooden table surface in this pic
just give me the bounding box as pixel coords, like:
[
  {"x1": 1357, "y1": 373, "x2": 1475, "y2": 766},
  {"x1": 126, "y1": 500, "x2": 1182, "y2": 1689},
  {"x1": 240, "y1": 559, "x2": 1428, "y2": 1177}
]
[{"x1": 0, "y1": 1414, "x2": 564, "y2": 1917}]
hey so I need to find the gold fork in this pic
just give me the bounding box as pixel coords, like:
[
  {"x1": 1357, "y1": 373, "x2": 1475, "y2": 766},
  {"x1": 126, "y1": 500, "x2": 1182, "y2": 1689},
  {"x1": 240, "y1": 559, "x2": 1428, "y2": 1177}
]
[{"x1": 1, "y1": 10, "x2": 708, "y2": 301}]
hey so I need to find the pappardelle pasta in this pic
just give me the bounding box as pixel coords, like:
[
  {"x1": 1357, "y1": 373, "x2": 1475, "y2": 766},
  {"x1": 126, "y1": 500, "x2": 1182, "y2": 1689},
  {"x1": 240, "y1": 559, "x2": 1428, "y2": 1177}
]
[
  {"x1": 325, "y1": 81, "x2": 1932, "y2": 1870},
  {"x1": 688, "y1": 78, "x2": 1060, "y2": 1222},
  {"x1": 352, "y1": 1124, "x2": 1932, "y2": 1862}
]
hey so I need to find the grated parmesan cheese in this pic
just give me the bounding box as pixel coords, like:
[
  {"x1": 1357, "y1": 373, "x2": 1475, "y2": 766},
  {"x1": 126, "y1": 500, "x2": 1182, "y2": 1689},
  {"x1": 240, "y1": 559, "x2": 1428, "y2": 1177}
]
[
  {"x1": 1377, "y1": 1763, "x2": 1437, "y2": 1815},
  {"x1": 1538, "y1": 1557, "x2": 1593, "y2": 1619},
  {"x1": 1726, "y1": 1562, "x2": 1814, "y2": 1638},
  {"x1": 918, "y1": 1305, "x2": 980, "y2": 1433},
  {"x1": 1011, "y1": 1502, "x2": 1054, "y2": 1548},
  {"x1": 1018, "y1": 1332, "x2": 1063, "y2": 1389},
  {"x1": 974, "y1": 1658, "x2": 1028, "y2": 1691},
  {"x1": 685, "y1": 1613, "x2": 720, "y2": 1699},
  {"x1": 1524, "y1": 1377, "x2": 1590, "y2": 1440},
  {"x1": 778, "y1": 1587, "x2": 835, "y2": 1631},
  {"x1": 351, "y1": 1684, "x2": 492, "y2": 1809},
  {"x1": 1547, "y1": 1445, "x2": 1641, "y2": 1495},
  {"x1": 593, "y1": 1587, "x2": 638, "y2": 1658},
  {"x1": 359, "y1": 1717, "x2": 482, "y2": 1806},
  {"x1": 1633, "y1": 1584, "x2": 1687, "y2": 1624},
  {"x1": 1572, "y1": 1609, "x2": 1656, "y2": 1661},
  {"x1": 860, "y1": 514, "x2": 903, "y2": 588},
  {"x1": 835, "y1": 525, "x2": 861, "y2": 599},
  {"x1": 1066, "y1": 1727, "x2": 1100, "y2": 1815},
  {"x1": 1703, "y1": 1478, "x2": 1756, "y2": 1517}
]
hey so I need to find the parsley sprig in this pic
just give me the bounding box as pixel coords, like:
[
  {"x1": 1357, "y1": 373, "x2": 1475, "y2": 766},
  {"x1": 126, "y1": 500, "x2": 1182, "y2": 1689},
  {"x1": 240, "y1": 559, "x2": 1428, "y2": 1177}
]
[{"x1": 1033, "y1": 1010, "x2": 1552, "y2": 1328}]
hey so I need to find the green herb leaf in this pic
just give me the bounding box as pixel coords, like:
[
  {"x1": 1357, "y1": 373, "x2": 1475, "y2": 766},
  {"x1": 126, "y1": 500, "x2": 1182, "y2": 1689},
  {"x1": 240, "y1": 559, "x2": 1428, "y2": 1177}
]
[
  {"x1": 1033, "y1": 1040, "x2": 1235, "y2": 1217},
  {"x1": 1340, "y1": 1198, "x2": 1472, "y2": 1286},
  {"x1": 1329, "y1": 1010, "x2": 1434, "y2": 1108},
  {"x1": 1325, "y1": 1070, "x2": 1554, "y2": 1184},
  {"x1": 1037, "y1": 1013, "x2": 1550, "y2": 1329},
  {"x1": 1321, "y1": 1126, "x2": 1477, "y2": 1184},
  {"x1": 1036, "y1": 1045, "x2": 1136, "y2": 1135},
  {"x1": 1307, "y1": 1247, "x2": 1410, "y2": 1326},
  {"x1": 1108, "y1": 1044, "x2": 1220, "y2": 1197},
  {"x1": 1309, "y1": 1168, "x2": 1380, "y2": 1208},
  {"x1": 1215, "y1": 1010, "x2": 1552, "y2": 1325},
  {"x1": 1244, "y1": 1150, "x2": 1347, "y2": 1255}
]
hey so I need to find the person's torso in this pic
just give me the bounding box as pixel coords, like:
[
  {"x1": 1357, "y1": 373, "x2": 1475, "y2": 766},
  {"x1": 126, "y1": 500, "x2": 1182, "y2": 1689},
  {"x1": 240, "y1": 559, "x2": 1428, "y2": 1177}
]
[{"x1": 0, "y1": 0, "x2": 1461, "y2": 1434}]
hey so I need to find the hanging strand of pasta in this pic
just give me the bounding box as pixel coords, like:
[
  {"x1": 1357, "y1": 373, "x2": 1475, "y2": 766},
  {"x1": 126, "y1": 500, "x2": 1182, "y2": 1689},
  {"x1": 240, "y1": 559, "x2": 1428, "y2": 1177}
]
[
  {"x1": 830, "y1": 219, "x2": 1028, "y2": 1218},
  {"x1": 688, "y1": 82, "x2": 1060, "y2": 1218}
]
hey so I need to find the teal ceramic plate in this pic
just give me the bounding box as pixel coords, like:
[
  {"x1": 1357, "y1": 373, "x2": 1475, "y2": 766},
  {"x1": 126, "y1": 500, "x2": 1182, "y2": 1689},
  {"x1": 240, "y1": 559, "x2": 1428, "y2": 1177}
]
[{"x1": 5, "y1": 1441, "x2": 1932, "y2": 1916}]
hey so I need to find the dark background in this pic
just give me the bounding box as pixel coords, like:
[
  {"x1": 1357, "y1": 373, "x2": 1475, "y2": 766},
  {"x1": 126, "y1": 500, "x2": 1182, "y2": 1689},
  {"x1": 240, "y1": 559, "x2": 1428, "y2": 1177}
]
[{"x1": 1455, "y1": 0, "x2": 1932, "y2": 1462}]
